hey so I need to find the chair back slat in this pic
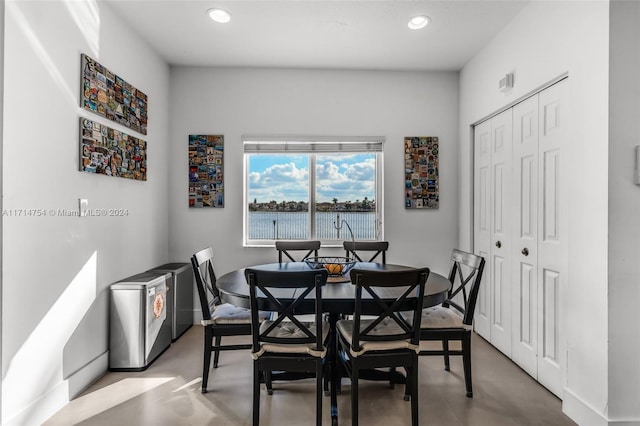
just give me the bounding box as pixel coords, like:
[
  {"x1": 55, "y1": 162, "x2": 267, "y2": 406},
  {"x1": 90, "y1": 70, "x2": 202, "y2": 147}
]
[
  {"x1": 451, "y1": 248, "x2": 484, "y2": 269},
  {"x1": 348, "y1": 267, "x2": 429, "y2": 353},
  {"x1": 445, "y1": 249, "x2": 486, "y2": 325},
  {"x1": 191, "y1": 247, "x2": 221, "y2": 321},
  {"x1": 343, "y1": 241, "x2": 389, "y2": 263},
  {"x1": 245, "y1": 268, "x2": 328, "y2": 351},
  {"x1": 275, "y1": 240, "x2": 321, "y2": 262}
]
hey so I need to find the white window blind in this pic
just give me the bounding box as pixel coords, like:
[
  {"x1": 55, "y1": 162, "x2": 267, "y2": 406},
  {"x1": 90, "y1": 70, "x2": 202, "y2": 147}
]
[{"x1": 243, "y1": 137, "x2": 384, "y2": 154}]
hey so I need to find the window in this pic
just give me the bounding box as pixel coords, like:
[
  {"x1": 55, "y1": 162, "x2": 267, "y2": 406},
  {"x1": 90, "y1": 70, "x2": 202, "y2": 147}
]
[{"x1": 244, "y1": 138, "x2": 384, "y2": 246}]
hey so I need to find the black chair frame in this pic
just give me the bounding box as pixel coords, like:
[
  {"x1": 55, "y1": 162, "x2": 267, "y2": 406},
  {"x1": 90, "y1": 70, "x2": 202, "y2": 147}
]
[
  {"x1": 246, "y1": 268, "x2": 329, "y2": 426},
  {"x1": 415, "y1": 249, "x2": 485, "y2": 398},
  {"x1": 337, "y1": 267, "x2": 429, "y2": 426},
  {"x1": 191, "y1": 247, "x2": 253, "y2": 393},
  {"x1": 343, "y1": 240, "x2": 389, "y2": 263},
  {"x1": 276, "y1": 240, "x2": 321, "y2": 262}
]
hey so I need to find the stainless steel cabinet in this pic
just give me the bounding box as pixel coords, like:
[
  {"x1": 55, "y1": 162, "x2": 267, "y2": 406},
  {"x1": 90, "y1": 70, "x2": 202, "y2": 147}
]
[
  {"x1": 148, "y1": 263, "x2": 194, "y2": 341},
  {"x1": 109, "y1": 271, "x2": 172, "y2": 370}
]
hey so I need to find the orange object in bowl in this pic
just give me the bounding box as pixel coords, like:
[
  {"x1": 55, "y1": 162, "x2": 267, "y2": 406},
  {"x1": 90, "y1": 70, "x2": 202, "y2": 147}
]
[{"x1": 325, "y1": 263, "x2": 343, "y2": 274}]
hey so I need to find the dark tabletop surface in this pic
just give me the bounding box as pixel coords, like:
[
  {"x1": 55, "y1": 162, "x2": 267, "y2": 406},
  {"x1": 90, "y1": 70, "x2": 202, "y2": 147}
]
[{"x1": 217, "y1": 262, "x2": 451, "y2": 314}]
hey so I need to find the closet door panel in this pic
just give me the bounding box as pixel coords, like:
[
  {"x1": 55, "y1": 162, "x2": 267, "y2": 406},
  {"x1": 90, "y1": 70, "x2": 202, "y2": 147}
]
[
  {"x1": 512, "y1": 95, "x2": 539, "y2": 377},
  {"x1": 488, "y1": 109, "x2": 512, "y2": 355},
  {"x1": 473, "y1": 120, "x2": 492, "y2": 340},
  {"x1": 537, "y1": 80, "x2": 567, "y2": 397}
]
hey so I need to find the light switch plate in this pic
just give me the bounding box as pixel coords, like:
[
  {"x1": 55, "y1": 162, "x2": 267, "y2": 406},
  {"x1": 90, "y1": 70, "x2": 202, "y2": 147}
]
[{"x1": 79, "y1": 198, "x2": 88, "y2": 217}]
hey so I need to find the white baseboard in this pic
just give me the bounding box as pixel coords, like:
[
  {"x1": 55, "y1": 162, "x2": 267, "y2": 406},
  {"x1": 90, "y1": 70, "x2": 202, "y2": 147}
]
[
  {"x1": 606, "y1": 420, "x2": 640, "y2": 426},
  {"x1": 67, "y1": 351, "x2": 109, "y2": 399},
  {"x1": 3, "y1": 380, "x2": 69, "y2": 426},
  {"x1": 560, "y1": 387, "x2": 640, "y2": 426},
  {"x1": 564, "y1": 387, "x2": 640, "y2": 425},
  {"x1": 563, "y1": 387, "x2": 608, "y2": 426},
  {"x1": 2, "y1": 352, "x2": 108, "y2": 426}
]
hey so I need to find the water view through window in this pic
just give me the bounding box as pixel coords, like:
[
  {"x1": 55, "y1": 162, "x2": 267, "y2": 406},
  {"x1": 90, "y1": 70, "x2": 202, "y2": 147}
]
[{"x1": 246, "y1": 152, "x2": 379, "y2": 241}]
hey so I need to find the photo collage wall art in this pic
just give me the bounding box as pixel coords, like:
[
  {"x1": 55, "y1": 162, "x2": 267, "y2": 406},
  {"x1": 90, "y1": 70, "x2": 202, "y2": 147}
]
[
  {"x1": 81, "y1": 54, "x2": 148, "y2": 135},
  {"x1": 80, "y1": 118, "x2": 147, "y2": 181},
  {"x1": 189, "y1": 135, "x2": 224, "y2": 208},
  {"x1": 404, "y1": 136, "x2": 439, "y2": 209}
]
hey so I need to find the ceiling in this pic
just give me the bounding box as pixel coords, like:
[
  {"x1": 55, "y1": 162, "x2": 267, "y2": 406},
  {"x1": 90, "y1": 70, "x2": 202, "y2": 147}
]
[{"x1": 107, "y1": 0, "x2": 529, "y2": 72}]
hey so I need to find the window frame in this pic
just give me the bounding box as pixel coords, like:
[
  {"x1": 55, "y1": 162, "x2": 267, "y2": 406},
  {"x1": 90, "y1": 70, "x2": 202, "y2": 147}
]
[{"x1": 243, "y1": 137, "x2": 384, "y2": 247}]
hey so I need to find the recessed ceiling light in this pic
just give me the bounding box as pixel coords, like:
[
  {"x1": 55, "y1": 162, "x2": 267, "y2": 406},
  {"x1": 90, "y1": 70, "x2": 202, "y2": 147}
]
[
  {"x1": 408, "y1": 15, "x2": 430, "y2": 30},
  {"x1": 207, "y1": 8, "x2": 231, "y2": 24}
]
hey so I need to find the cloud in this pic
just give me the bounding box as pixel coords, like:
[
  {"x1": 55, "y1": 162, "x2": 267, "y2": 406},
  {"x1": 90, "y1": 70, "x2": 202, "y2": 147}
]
[
  {"x1": 249, "y1": 162, "x2": 309, "y2": 201},
  {"x1": 248, "y1": 155, "x2": 376, "y2": 202},
  {"x1": 316, "y1": 158, "x2": 375, "y2": 202}
]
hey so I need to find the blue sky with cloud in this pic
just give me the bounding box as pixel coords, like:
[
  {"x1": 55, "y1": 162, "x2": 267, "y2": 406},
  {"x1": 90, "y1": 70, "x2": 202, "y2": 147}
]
[{"x1": 248, "y1": 154, "x2": 376, "y2": 203}]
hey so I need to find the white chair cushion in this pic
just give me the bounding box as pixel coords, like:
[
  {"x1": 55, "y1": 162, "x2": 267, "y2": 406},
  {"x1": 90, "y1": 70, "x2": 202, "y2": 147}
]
[
  {"x1": 284, "y1": 313, "x2": 318, "y2": 322},
  {"x1": 201, "y1": 303, "x2": 270, "y2": 325},
  {"x1": 336, "y1": 318, "x2": 419, "y2": 357},
  {"x1": 416, "y1": 306, "x2": 471, "y2": 330},
  {"x1": 251, "y1": 320, "x2": 329, "y2": 359}
]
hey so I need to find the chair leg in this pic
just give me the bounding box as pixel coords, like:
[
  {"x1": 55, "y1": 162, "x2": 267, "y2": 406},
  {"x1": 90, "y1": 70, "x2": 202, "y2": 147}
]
[
  {"x1": 213, "y1": 335, "x2": 222, "y2": 368},
  {"x1": 389, "y1": 367, "x2": 396, "y2": 389},
  {"x1": 202, "y1": 327, "x2": 213, "y2": 393},
  {"x1": 316, "y1": 359, "x2": 323, "y2": 426},
  {"x1": 462, "y1": 332, "x2": 473, "y2": 397},
  {"x1": 443, "y1": 339, "x2": 450, "y2": 371},
  {"x1": 265, "y1": 370, "x2": 273, "y2": 395},
  {"x1": 253, "y1": 361, "x2": 261, "y2": 426},
  {"x1": 410, "y1": 357, "x2": 419, "y2": 426},
  {"x1": 331, "y1": 355, "x2": 338, "y2": 425},
  {"x1": 324, "y1": 361, "x2": 330, "y2": 396},
  {"x1": 403, "y1": 366, "x2": 411, "y2": 401},
  {"x1": 351, "y1": 360, "x2": 359, "y2": 426}
]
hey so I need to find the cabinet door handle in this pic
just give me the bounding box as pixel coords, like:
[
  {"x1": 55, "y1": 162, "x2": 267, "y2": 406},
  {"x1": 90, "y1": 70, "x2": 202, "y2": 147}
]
[
  {"x1": 522, "y1": 248, "x2": 529, "y2": 256},
  {"x1": 495, "y1": 241, "x2": 502, "y2": 248}
]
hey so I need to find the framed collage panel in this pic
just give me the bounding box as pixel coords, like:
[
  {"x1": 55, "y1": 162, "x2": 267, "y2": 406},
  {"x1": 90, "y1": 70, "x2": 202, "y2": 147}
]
[
  {"x1": 189, "y1": 135, "x2": 224, "y2": 208},
  {"x1": 79, "y1": 118, "x2": 147, "y2": 181},
  {"x1": 404, "y1": 136, "x2": 439, "y2": 209},
  {"x1": 81, "y1": 54, "x2": 148, "y2": 135}
]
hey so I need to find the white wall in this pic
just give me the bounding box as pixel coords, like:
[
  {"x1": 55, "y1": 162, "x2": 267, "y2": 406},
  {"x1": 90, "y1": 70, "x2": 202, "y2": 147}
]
[
  {"x1": 169, "y1": 68, "x2": 459, "y2": 281},
  {"x1": 1, "y1": 1, "x2": 170, "y2": 424},
  {"x1": 459, "y1": 1, "x2": 611, "y2": 424},
  {"x1": 608, "y1": 0, "x2": 640, "y2": 421},
  {"x1": 0, "y1": 0, "x2": 5, "y2": 421}
]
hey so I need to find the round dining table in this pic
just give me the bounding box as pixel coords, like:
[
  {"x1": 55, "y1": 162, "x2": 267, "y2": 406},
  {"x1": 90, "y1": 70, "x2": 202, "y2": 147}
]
[
  {"x1": 216, "y1": 261, "x2": 451, "y2": 426},
  {"x1": 217, "y1": 261, "x2": 451, "y2": 313}
]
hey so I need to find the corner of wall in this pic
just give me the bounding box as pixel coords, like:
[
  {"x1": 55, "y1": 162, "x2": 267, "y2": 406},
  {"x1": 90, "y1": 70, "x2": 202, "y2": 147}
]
[
  {"x1": 0, "y1": 0, "x2": 5, "y2": 422},
  {"x1": 562, "y1": 388, "x2": 609, "y2": 426}
]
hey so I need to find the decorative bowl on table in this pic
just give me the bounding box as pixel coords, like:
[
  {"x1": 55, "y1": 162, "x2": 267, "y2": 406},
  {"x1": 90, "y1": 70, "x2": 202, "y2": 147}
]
[{"x1": 303, "y1": 256, "x2": 356, "y2": 280}]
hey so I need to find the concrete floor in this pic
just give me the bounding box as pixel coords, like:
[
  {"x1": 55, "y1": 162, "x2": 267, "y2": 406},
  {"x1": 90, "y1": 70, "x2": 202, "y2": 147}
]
[{"x1": 45, "y1": 326, "x2": 576, "y2": 425}]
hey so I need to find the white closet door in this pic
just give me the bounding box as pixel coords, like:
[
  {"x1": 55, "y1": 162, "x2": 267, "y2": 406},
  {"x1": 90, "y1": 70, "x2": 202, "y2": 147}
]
[
  {"x1": 473, "y1": 79, "x2": 567, "y2": 397},
  {"x1": 473, "y1": 119, "x2": 492, "y2": 340},
  {"x1": 536, "y1": 80, "x2": 567, "y2": 397},
  {"x1": 512, "y1": 95, "x2": 540, "y2": 377},
  {"x1": 488, "y1": 109, "x2": 513, "y2": 356}
]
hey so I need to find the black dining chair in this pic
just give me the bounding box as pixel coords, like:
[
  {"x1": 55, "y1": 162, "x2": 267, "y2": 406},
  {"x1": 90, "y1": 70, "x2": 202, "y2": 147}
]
[
  {"x1": 343, "y1": 241, "x2": 389, "y2": 263},
  {"x1": 275, "y1": 240, "x2": 321, "y2": 262},
  {"x1": 409, "y1": 249, "x2": 485, "y2": 398},
  {"x1": 276, "y1": 239, "x2": 330, "y2": 392},
  {"x1": 245, "y1": 267, "x2": 329, "y2": 426},
  {"x1": 191, "y1": 247, "x2": 270, "y2": 393},
  {"x1": 336, "y1": 267, "x2": 429, "y2": 426}
]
